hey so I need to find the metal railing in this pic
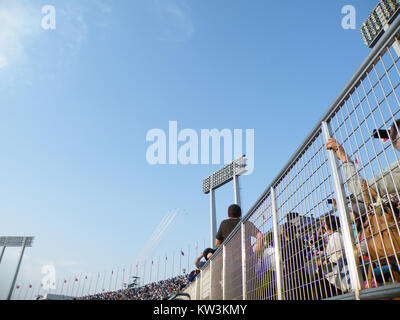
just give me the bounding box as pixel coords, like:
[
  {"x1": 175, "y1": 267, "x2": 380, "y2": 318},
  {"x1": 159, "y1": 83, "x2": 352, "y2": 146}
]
[{"x1": 184, "y1": 14, "x2": 400, "y2": 300}]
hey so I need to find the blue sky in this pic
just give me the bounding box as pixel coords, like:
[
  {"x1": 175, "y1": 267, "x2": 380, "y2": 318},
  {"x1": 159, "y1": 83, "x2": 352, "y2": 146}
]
[{"x1": 0, "y1": 0, "x2": 378, "y2": 298}]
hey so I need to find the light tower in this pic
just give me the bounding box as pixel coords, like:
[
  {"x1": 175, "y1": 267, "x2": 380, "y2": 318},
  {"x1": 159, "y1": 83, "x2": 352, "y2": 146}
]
[
  {"x1": 360, "y1": 0, "x2": 400, "y2": 55},
  {"x1": 0, "y1": 236, "x2": 35, "y2": 300},
  {"x1": 202, "y1": 155, "x2": 247, "y2": 249}
]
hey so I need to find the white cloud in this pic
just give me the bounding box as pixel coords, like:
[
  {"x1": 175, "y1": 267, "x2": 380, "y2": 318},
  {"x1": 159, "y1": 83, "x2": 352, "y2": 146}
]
[
  {"x1": 153, "y1": 0, "x2": 195, "y2": 42},
  {"x1": 0, "y1": 2, "x2": 38, "y2": 70},
  {"x1": 0, "y1": 55, "x2": 8, "y2": 68},
  {"x1": 95, "y1": 0, "x2": 112, "y2": 14}
]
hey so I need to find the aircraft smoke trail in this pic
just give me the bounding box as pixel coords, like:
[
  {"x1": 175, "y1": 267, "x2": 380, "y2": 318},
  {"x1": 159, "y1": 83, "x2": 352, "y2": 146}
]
[{"x1": 134, "y1": 208, "x2": 183, "y2": 264}]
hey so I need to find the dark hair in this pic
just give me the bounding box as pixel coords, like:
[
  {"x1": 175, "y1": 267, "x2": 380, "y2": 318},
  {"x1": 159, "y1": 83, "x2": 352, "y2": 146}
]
[
  {"x1": 203, "y1": 248, "x2": 215, "y2": 260},
  {"x1": 324, "y1": 215, "x2": 340, "y2": 232},
  {"x1": 390, "y1": 119, "x2": 400, "y2": 143},
  {"x1": 228, "y1": 204, "x2": 241, "y2": 218},
  {"x1": 287, "y1": 212, "x2": 299, "y2": 219},
  {"x1": 265, "y1": 231, "x2": 274, "y2": 246}
]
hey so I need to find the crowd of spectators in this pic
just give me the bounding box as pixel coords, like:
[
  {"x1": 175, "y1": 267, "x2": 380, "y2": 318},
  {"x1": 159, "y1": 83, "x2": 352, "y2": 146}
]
[{"x1": 75, "y1": 275, "x2": 189, "y2": 300}]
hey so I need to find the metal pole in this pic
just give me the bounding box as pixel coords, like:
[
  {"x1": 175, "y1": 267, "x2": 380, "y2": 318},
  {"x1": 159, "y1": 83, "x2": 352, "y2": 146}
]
[
  {"x1": 197, "y1": 270, "x2": 201, "y2": 300},
  {"x1": 0, "y1": 245, "x2": 6, "y2": 264},
  {"x1": 241, "y1": 222, "x2": 247, "y2": 300},
  {"x1": 210, "y1": 189, "x2": 217, "y2": 249},
  {"x1": 7, "y1": 237, "x2": 27, "y2": 300},
  {"x1": 194, "y1": 276, "x2": 197, "y2": 301},
  {"x1": 233, "y1": 175, "x2": 241, "y2": 207},
  {"x1": 271, "y1": 187, "x2": 283, "y2": 300},
  {"x1": 222, "y1": 245, "x2": 226, "y2": 300},
  {"x1": 209, "y1": 259, "x2": 213, "y2": 299},
  {"x1": 321, "y1": 121, "x2": 363, "y2": 298}
]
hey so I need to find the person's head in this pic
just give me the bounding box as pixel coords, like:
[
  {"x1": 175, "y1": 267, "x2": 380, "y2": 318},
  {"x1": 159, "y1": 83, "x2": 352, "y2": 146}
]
[
  {"x1": 390, "y1": 119, "x2": 400, "y2": 151},
  {"x1": 228, "y1": 204, "x2": 241, "y2": 218},
  {"x1": 323, "y1": 215, "x2": 340, "y2": 233},
  {"x1": 203, "y1": 248, "x2": 215, "y2": 260},
  {"x1": 265, "y1": 231, "x2": 274, "y2": 246}
]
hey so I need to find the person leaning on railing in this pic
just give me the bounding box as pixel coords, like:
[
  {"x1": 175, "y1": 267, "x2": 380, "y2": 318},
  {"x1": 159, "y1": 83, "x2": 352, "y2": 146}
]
[
  {"x1": 316, "y1": 215, "x2": 352, "y2": 293},
  {"x1": 325, "y1": 119, "x2": 400, "y2": 203},
  {"x1": 326, "y1": 121, "x2": 400, "y2": 286}
]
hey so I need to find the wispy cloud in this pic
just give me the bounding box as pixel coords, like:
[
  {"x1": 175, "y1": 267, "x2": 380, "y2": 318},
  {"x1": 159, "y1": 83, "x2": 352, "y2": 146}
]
[
  {"x1": 95, "y1": 0, "x2": 113, "y2": 14},
  {"x1": 152, "y1": 0, "x2": 195, "y2": 42},
  {"x1": 0, "y1": 2, "x2": 38, "y2": 70}
]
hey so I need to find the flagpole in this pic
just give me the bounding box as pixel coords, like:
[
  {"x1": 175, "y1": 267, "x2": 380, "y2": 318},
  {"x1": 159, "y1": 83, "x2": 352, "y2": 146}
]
[
  {"x1": 55, "y1": 277, "x2": 61, "y2": 296},
  {"x1": 101, "y1": 270, "x2": 106, "y2": 293},
  {"x1": 66, "y1": 274, "x2": 73, "y2": 297},
  {"x1": 164, "y1": 255, "x2": 167, "y2": 280},
  {"x1": 81, "y1": 275, "x2": 87, "y2": 297},
  {"x1": 36, "y1": 280, "x2": 42, "y2": 300},
  {"x1": 115, "y1": 267, "x2": 119, "y2": 291},
  {"x1": 149, "y1": 260, "x2": 153, "y2": 284},
  {"x1": 109, "y1": 269, "x2": 113, "y2": 292},
  {"x1": 143, "y1": 260, "x2": 147, "y2": 286},
  {"x1": 15, "y1": 285, "x2": 21, "y2": 300},
  {"x1": 179, "y1": 250, "x2": 182, "y2": 275},
  {"x1": 172, "y1": 252, "x2": 175, "y2": 278},
  {"x1": 128, "y1": 264, "x2": 132, "y2": 290},
  {"x1": 157, "y1": 256, "x2": 160, "y2": 282},
  {"x1": 122, "y1": 266, "x2": 126, "y2": 290},
  {"x1": 77, "y1": 274, "x2": 84, "y2": 297},
  {"x1": 87, "y1": 274, "x2": 93, "y2": 297},
  {"x1": 24, "y1": 284, "x2": 30, "y2": 300},
  {"x1": 135, "y1": 263, "x2": 139, "y2": 286},
  {"x1": 75, "y1": 274, "x2": 82, "y2": 298},
  {"x1": 188, "y1": 245, "x2": 190, "y2": 273}
]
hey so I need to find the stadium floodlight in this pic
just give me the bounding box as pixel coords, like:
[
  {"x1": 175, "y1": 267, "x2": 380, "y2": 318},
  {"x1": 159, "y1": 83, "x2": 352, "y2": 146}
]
[
  {"x1": 360, "y1": 0, "x2": 400, "y2": 49},
  {"x1": 0, "y1": 236, "x2": 35, "y2": 300},
  {"x1": 202, "y1": 155, "x2": 247, "y2": 194},
  {"x1": 0, "y1": 236, "x2": 34, "y2": 248},
  {"x1": 202, "y1": 155, "x2": 247, "y2": 248}
]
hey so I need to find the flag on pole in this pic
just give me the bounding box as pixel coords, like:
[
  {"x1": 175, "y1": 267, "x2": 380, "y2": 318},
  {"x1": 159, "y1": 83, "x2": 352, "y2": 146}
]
[
  {"x1": 75, "y1": 278, "x2": 78, "y2": 282},
  {"x1": 64, "y1": 280, "x2": 67, "y2": 284},
  {"x1": 181, "y1": 250, "x2": 184, "y2": 256},
  {"x1": 16, "y1": 286, "x2": 20, "y2": 289},
  {"x1": 29, "y1": 284, "x2": 32, "y2": 289}
]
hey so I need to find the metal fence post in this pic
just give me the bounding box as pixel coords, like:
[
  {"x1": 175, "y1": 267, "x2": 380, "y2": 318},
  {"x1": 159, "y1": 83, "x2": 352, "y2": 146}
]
[
  {"x1": 322, "y1": 121, "x2": 363, "y2": 298},
  {"x1": 197, "y1": 271, "x2": 201, "y2": 300},
  {"x1": 209, "y1": 259, "x2": 213, "y2": 300},
  {"x1": 222, "y1": 245, "x2": 226, "y2": 300},
  {"x1": 271, "y1": 187, "x2": 283, "y2": 300},
  {"x1": 241, "y1": 222, "x2": 247, "y2": 300}
]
